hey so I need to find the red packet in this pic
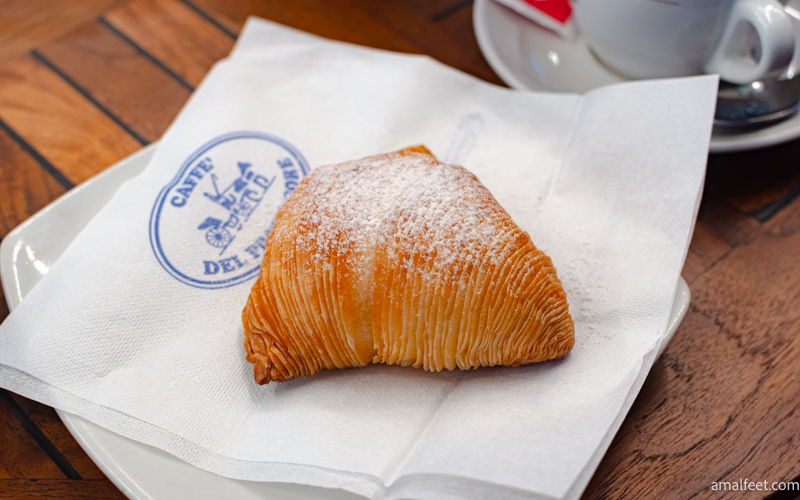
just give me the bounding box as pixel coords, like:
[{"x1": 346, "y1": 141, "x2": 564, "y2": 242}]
[
  {"x1": 521, "y1": 0, "x2": 571, "y2": 23},
  {"x1": 493, "y1": 0, "x2": 577, "y2": 39}
]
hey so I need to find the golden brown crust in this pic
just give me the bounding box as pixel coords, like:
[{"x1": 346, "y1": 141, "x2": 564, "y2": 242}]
[{"x1": 242, "y1": 147, "x2": 574, "y2": 384}]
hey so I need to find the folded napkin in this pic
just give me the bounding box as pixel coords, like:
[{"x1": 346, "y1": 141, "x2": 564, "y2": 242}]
[{"x1": 0, "y1": 17, "x2": 715, "y2": 500}]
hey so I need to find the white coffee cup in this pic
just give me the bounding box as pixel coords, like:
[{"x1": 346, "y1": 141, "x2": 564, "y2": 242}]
[{"x1": 572, "y1": 0, "x2": 796, "y2": 84}]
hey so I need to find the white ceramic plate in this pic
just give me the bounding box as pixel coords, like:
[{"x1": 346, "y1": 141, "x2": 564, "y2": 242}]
[
  {"x1": 0, "y1": 144, "x2": 690, "y2": 500},
  {"x1": 473, "y1": 0, "x2": 800, "y2": 153}
]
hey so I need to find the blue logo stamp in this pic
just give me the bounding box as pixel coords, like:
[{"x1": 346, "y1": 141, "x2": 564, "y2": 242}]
[{"x1": 149, "y1": 131, "x2": 309, "y2": 289}]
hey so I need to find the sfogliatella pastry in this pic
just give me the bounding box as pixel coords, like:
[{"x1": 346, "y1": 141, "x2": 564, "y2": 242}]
[{"x1": 243, "y1": 146, "x2": 574, "y2": 384}]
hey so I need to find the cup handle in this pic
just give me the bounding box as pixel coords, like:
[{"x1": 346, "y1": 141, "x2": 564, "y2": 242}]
[{"x1": 705, "y1": 0, "x2": 795, "y2": 84}]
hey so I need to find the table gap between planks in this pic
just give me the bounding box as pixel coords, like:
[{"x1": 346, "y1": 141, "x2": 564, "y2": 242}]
[{"x1": 0, "y1": 0, "x2": 799, "y2": 499}]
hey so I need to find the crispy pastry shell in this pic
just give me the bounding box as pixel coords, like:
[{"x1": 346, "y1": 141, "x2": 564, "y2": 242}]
[{"x1": 243, "y1": 147, "x2": 574, "y2": 384}]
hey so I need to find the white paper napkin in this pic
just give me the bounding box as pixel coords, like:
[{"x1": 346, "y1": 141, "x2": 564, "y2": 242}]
[{"x1": 0, "y1": 17, "x2": 716, "y2": 500}]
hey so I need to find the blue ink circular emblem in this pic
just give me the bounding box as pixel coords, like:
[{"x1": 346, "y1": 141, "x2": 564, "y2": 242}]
[{"x1": 149, "y1": 131, "x2": 309, "y2": 289}]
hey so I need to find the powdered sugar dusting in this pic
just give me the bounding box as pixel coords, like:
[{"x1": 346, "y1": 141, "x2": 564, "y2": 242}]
[
  {"x1": 268, "y1": 150, "x2": 525, "y2": 289},
  {"x1": 378, "y1": 164, "x2": 517, "y2": 284},
  {"x1": 270, "y1": 152, "x2": 438, "y2": 268},
  {"x1": 272, "y1": 153, "x2": 513, "y2": 284}
]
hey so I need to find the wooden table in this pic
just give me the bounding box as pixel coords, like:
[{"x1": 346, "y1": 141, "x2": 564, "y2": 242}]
[{"x1": 0, "y1": 1, "x2": 798, "y2": 498}]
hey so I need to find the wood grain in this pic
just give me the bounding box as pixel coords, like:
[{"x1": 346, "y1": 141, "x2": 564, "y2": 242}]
[
  {"x1": 0, "y1": 0, "x2": 132, "y2": 63},
  {"x1": 0, "y1": 125, "x2": 66, "y2": 326},
  {"x1": 695, "y1": 198, "x2": 762, "y2": 249},
  {"x1": 0, "y1": 479, "x2": 126, "y2": 499},
  {"x1": 187, "y1": 0, "x2": 422, "y2": 54},
  {"x1": 0, "y1": 290, "x2": 8, "y2": 326},
  {"x1": 433, "y1": 2, "x2": 506, "y2": 85},
  {"x1": 187, "y1": 0, "x2": 505, "y2": 85},
  {"x1": 105, "y1": 0, "x2": 235, "y2": 88},
  {"x1": 37, "y1": 21, "x2": 192, "y2": 144},
  {"x1": 707, "y1": 138, "x2": 800, "y2": 221},
  {"x1": 9, "y1": 394, "x2": 108, "y2": 480},
  {"x1": 682, "y1": 220, "x2": 731, "y2": 285},
  {"x1": 0, "y1": 402, "x2": 65, "y2": 479},
  {"x1": 346, "y1": 0, "x2": 505, "y2": 84},
  {"x1": 584, "y1": 195, "x2": 800, "y2": 499},
  {"x1": 0, "y1": 127, "x2": 66, "y2": 239},
  {"x1": 0, "y1": 54, "x2": 141, "y2": 185},
  {"x1": 682, "y1": 199, "x2": 762, "y2": 284}
]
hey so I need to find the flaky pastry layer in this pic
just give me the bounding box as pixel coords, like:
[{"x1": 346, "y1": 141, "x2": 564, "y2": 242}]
[{"x1": 243, "y1": 147, "x2": 574, "y2": 384}]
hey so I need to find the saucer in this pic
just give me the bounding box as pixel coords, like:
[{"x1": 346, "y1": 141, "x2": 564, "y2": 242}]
[{"x1": 473, "y1": 0, "x2": 800, "y2": 153}]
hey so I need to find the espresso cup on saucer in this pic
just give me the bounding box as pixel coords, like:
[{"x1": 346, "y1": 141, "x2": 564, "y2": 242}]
[{"x1": 572, "y1": 0, "x2": 796, "y2": 84}]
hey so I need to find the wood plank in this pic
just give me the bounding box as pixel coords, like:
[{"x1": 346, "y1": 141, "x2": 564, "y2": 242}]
[
  {"x1": 36, "y1": 21, "x2": 191, "y2": 144},
  {"x1": 402, "y1": 0, "x2": 476, "y2": 20},
  {"x1": 0, "y1": 54, "x2": 141, "y2": 185},
  {"x1": 0, "y1": 0, "x2": 132, "y2": 63},
  {"x1": 0, "y1": 127, "x2": 67, "y2": 239},
  {"x1": 0, "y1": 479, "x2": 126, "y2": 499},
  {"x1": 707, "y1": 138, "x2": 800, "y2": 220},
  {"x1": 187, "y1": 0, "x2": 474, "y2": 40},
  {"x1": 695, "y1": 198, "x2": 761, "y2": 249},
  {"x1": 584, "y1": 194, "x2": 800, "y2": 499},
  {"x1": 0, "y1": 289, "x2": 8, "y2": 325},
  {"x1": 104, "y1": 0, "x2": 235, "y2": 88},
  {"x1": 187, "y1": 0, "x2": 423, "y2": 53},
  {"x1": 347, "y1": 0, "x2": 504, "y2": 84},
  {"x1": 181, "y1": 0, "x2": 242, "y2": 37},
  {"x1": 681, "y1": 199, "x2": 762, "y2": 284},
  {"x1": 0, "y1": 400, "x2": 65, "y2": 479},
  {"x1": 9, "y1": 395, "x2": 107, "y2": 480},
  {"x1": 682, "y1": 220, "x2": 731, "y2": 284},
  {"x1": 432, "y1": 1, "x2": 506, "y2": 85},
  {"x1": 183, "y1": 0, "x2": 504, "y2": 86},
  {"x1": 189, "y1": 0, "x2": 504, "y2": 85},
  {"x1": 0, "y1": 124, "x2": 67, "y2": 325}
]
